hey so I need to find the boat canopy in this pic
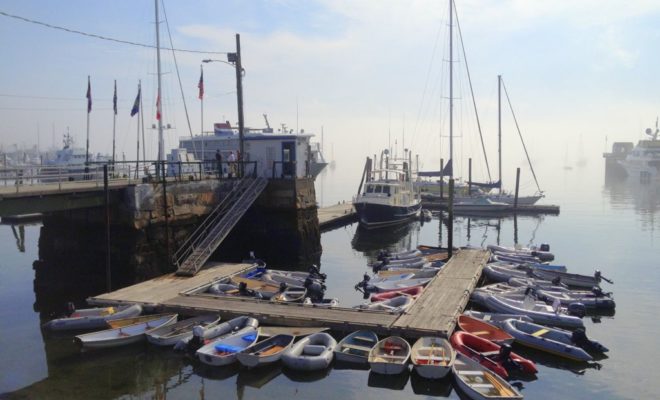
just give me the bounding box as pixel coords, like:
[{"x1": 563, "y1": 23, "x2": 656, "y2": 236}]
[
  {"x1": 468, "y1": 180, "x2": 501, "y2": 189},
  {"x1": 418, "y1": 159, "x2": 453, "y2": 177}
]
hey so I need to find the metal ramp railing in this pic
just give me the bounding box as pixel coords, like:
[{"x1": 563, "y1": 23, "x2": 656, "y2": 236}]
[{"x1": 174, "y1": 177, "x2": 268, "y2": 276}]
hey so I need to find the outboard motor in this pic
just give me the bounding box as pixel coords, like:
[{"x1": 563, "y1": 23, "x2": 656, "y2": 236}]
[
  {"x1": 539, "y1": 243, "x2": 550, "y2": 252},
  {"x1": 591, "y1": 286, "x2": 604, "y2": 297},
  {"x1": 571, "y1": 328, "x2": 589, "y2": 348},
  {"x1": 238, "y1": 281, "x2": 257, "y2": 297},
  {"x1": 176, "y1": 324, "x2": 205, "y2": 353},
  {"x1": 568, "y1": 302, "x2": 587, "y2": 318},
  {"x1": 354, "y1": 273, "x2": 371, "y2": 294},
  {"x1": 498, "y1": 344, "x2": 522, "y2": 371},
  {"x1": 551, "y1": 276, "x2": 562, "y2": 286},
  {"x1": 66, "y1": 301, "x2": 76, "y2": 317},
  {"x1": 304, "y1": 277, "x2": 326, "y2": 301},
  {"x1": 279, "y1": 282, "x2": 288, "y2": 293},
  {"x1": 594, "y1": 269, "x2": 614, "y2": 284},
  {"x1": 308, "y1": 264, "x2": 327, "y2": 281},
  {"x1": 377, "y1": 250, "x2": 389, "y2": 262}
]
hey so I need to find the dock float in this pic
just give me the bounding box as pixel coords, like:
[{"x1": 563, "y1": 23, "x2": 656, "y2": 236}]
[
  {"x1": 318, "y1": 202, "x2": 356, "y2": 231},
  {"x1": 422, "y1": 200, "x2": 560, "y2": 216},
  {"x1": 88, "y1": 249, "x2": 489, "y2": 339}
]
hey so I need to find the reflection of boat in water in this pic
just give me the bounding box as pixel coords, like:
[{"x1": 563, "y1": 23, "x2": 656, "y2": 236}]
[
  {"x1": 409, "y1": 369, "x2": 453, "y2": 397},
  {"x1": 236, "y1": 364, "x2": 283, "y2": 389},
  {"x1": 367, "y1": 368, "x2": 410, "y2": 390},
  {"x1": 351, "y1": 220, "x2": 419, "y2": 254}
]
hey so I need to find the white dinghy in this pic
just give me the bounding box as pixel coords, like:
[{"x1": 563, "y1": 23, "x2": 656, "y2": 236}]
[
  {"x1": 334, "y1": 330, "x2": 378, "y2": 364},
  {"x1": 452, "y1": 352, "x2": 523, "y2": 400},
  {"x1": 410, "y1": 336, "x2": 455, "y2": 379},
  {"x1": 196, "y1": 324, "x2": 260, "y2": 366},
  {"x1": 236, "y1": 334, "x2": 295, "y2": 368},
  {"x1": 357, "y1": 295, "x2": 414, "y2": 314},
  {"x1": 485, "y1": 294, "x2": 584, "y2": 328},
  {"x1": 75, "y1": 313, "x2": 177, "y2": 350},
  {"x1": 281, "y1": 332, "x2": 337, "y2": 371},
  {"x1": 44, "y1": 303, "x2": 143, "y2": 331},
  {"x1": 146, "y1": 314, "x2": 221, "y2": 347},
  {"x1": 368, "y1": 336, "x2": 411, "y2": 375}
]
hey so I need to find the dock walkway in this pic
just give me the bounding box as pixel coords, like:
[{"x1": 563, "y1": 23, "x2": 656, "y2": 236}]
[
  {"x1": 318, "y1": 202, "x2": 356, "y2": 231},
  {"x1": 88, "y1": 249, "x2": 488, "y2": 338}
]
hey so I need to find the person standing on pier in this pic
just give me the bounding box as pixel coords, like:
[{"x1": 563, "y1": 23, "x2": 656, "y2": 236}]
[
  {"x1": 228, "y1": 151, "x2": 237, "y2": 178},
  {"x1": 215, "y1": 149, "x2": 222, "y2": 178}
]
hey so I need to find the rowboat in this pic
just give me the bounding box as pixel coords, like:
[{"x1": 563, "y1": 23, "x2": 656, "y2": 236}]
[
  {"x1": 371, "y1": 286, "x2": 423, "y2": 302},
  {"x1": 75, "y1": 313, "x2": 178, "y2": 350},
  {"x1": 488, "y1": 243, "x2": 554, "y2": 261},
  {"x1": 43, "y1": 303, "x2": 142, "y2": 331},
  {"x1": 357, "y1": 295, "x2": 413, "y2": 314},
  {"x1": 484, "y1": 294, "x2": 584, "y2": 328},
  {"x1": 483, "y1": 264, "x2": 532, "y2": 282},
  {"x1": 334, "y1": 330, "x2": 378, "y2": 364},
  {"x1": 196, "y1": 325, "x2": 260, "y2": 366},
  {"x1": 489, "y1": 259, "x2": 567, "y2": 272},
  {"x1": 507, "y1": 277, "x2": 569, "y2": 290},
  {"x1": 281, "y1": 332, "x2": 336, "y2": 371},
  {"x1": 229, "y1": 276, "x2": 284, "y2": 299},
  {"x1": 457, "y1": 315, "x2": 514, "y2": 345},
  {"x1": 369, "y1": 277, "x2": 431, "y2": 293},
  {"x1": 176, "y1": 316, "x2": 259, "y2": 353},
  {"x1": 470, "y1": 283, "x2": 526, "y2": 307},
  {"x1": 376, "y1": 268, "x2": 439, "y2": 279},
  {"x1": 535, "y1": 288, "x2": 616, "y2": 310},
  {"x1": 368, "y1": 336, "x2": 410, "y2": 375},
  {"x1": 270, "y1": 287, "x2": 307, "y2": 303},
  {"x1": 452, "y1": 353, "x2": 523, "y2": 400},
  {"x1": 146, "y1": 314, "x2": 221, "y2": 347},
  {"x1": 236, "y1": 334, "x2": 295, "y2": 368},
  {"x1": 450, "y1": 331, "x2": 537, "y2": 379},
  {"x1": 500, "y1": 319, "x2": 607, "y2": 362},
  {"x1": 462, "y1": 311, "x2": 533, "y2": 327},
  {"x1": 410, "y1": 336, "x2": 455, "y2": 379}
]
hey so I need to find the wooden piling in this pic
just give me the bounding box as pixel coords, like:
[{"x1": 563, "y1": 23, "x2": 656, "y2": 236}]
[
  {"x1": 514, "y1": 167, "x2": 521, "y2": 209},
  {"x1": 448, "y1": 178, "x2": 454, "y2": 258}
]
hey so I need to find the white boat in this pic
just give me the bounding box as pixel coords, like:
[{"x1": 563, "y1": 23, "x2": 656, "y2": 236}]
[
  {"x1": 470, "y1": 284, "x2": 527, "y2": 307},
  {"x1": 453, "y1": 198, "x2": 510, "y2": 213},
  {"x1": 376, "y1": 268, "x2": 439, "y2": 280},
  {"x1": 489, "y1": 260, "x2": 566, "y2": 273},
  {"x1": 487, "y1": 244, "x2": 554, "y2": 262},
  {"x1": 368, "y1": 336, "x2": 411, "y2": 375},
  {"x1": 75, "y1": 313, "x2": 178, "y2": 350},
  {"x1": 483, "y1": 264, "x2": 532, "y2": 282},
  {"x1": 43, "y1": 303, "x2": 142, "y2": 331},
  {"x1": 353, "y1": 154, "x2": 422, "y2": 229},
  {"x1": 281, "y1": 332, "x2": 336, "y2": 371},
  {"x1": 484, "y1": 294, "x2": 584, "y2": 328},
  {"x1": 534, "y1": 288, "x2": 616, "y2": 310},
  {"x1": 501, "y1": 319, "x2": 608, "y2": 362},
  {"x1": 507, "y1": 277, "x2": 569, "y2": 290},
  {"x1": 462, "y1": 311, "x2": 533, "y2": 327},
  {"x1": 532, "y1": 269, "x2": 609, "y2": 289},
  {"x1": 369, "y1": 277, "x2": 431, "y2": 293},
  {"x1": 452, "y1": 352, "x2": 523, "y2": 400},
  {"x1": 40, "y1": 131, "x2": 108, "y2": 182},
  {"x1": 302, "y1": 297, "x2": 339, "y2": 308},
  {"x1": 357, "y1": 295, "x2": 414, "y2": 314},
  {"x1": 196, "y1": 325, "x2": 260, "y2": 366},
  {"x1": 410, "y1": 336, "x2": 455, "y2": 379},
  {"x1": 270, "y1": 287, "x2": 307, "y2": 303},
  {"x1": 236, "y1": 334, "x2": 295, "y2": 368},
  {"x1": 146, "y1": 314, "x2": 221, "y2": 347},
  {"x1": 334, "y1": 330, "x2": 378, "y2": 364},
  {"x1": 618, "y1": 121, "x2": 660, "y2": 180},
  {"x1": 175, "y1": 315, "x2": 258, "y2": 352}
]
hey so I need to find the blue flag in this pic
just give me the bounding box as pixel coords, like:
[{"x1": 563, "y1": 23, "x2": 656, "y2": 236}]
[
  {"x1": 130, "y1": 84, "x2": 140, "y2": 117},
  {"x1": 113, "y1": 80, "x2": 117, "y2": 115}
]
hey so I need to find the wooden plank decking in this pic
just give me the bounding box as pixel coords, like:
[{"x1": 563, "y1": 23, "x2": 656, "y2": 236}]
[
  {"x1": 88, "y1": 249, "x2": 488, "y2": 338},
  {"x1": 318, "y1": 202, "x2": 356, "y2": 231}
]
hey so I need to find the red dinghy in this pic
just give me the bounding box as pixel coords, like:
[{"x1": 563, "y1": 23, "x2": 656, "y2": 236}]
[
  {"x1": 370, "y1": 286, "x2": 424, "y2": 302},
  {"x1": 457, "y1": 314, "x2": 514, "y2": 345},
  {"x1": 450, "y1": 331, "x2": 537, "y2": 379}
]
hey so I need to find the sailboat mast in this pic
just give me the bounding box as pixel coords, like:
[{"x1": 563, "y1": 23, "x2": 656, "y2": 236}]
[
  {"x1": 498, "y1": 74, "x2": 502, "y2": 194},
  {"x1": 449, "y1": 0, "x2": 454, "y2": 180},
  {"x1": 155, "y1": 0, "x2": 164, "y2": 163}
]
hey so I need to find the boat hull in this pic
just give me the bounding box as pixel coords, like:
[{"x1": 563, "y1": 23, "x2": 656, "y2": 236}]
[{"x1": 354, "y1": 202, "x2": 421, "y2": 228}]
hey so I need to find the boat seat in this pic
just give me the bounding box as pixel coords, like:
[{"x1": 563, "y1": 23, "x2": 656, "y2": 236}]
[
  {"x1": 377, "y1": 354, "x2": 407, "y2": 359},
  {"x1": 353, "y1": 336, "x2": 376, "y2": 343},
  {"x1": 416, "y1": 355, "x2": 450, "y2": 361},
  {"x1": 480, "y1": 350, "x2": 500, "y2": 357},
  {"x1": 303, "y1": 345, "x2": 326, "y2": 356},
  {"x1": 531, "y1": 328, "x2": 549, "y2": 337},
  {"x1": 342, "y1": 344, "x2": 372, "y2": 352},
  {"x1": 471, "y1": 330, "x2": 490, "y2": 336},
  {"x1": 458, "y1": 370, "x2": 484, "y2": 375},
  {"x1": 471, "y1": 383, "x2": 495, "y2": 388}
]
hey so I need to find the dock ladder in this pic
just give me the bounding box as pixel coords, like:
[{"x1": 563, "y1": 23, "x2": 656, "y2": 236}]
[{"x1": 174, "y1": 177, "x2": 268, "y2": 276}]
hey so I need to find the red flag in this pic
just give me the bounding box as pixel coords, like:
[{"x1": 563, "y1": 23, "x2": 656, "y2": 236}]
[
  {"x1": 156, "y1": 94, "x2": 161, "y2": 121},
  {"x1": 198, "y1": 68, "x2": 204, "y2": 100}
]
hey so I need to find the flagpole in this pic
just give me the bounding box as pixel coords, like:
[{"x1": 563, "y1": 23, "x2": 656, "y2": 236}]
[
  {"x1": 136, "y1": 81, "x2": 140, "y2": 179},
  {"x1": 86, "y1": 75, "x2": 90, "y2": 166},
  {"x1": 155, "y1": 0, "x2": 164, "y2": 166},
  {"x1": 112, "y1": 79, "x2": 117, "y2": 166},
  {"x1": 140, "y1": 83, "x2": 146, "y2": 163},
  {"x1": 200, "y1": 64, "x2": 204, "y2": 167}
]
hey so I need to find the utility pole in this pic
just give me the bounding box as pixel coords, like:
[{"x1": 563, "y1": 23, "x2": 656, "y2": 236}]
[{"x1": 231, "y1": 34, "x2": 245, "y2": 178}]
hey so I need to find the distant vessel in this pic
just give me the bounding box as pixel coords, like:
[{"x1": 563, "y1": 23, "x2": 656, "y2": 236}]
[
  {"x1": 619, "y1": 120, "x2": 660, "y2": 181},
  {"x1": 41, "y1": 131, "x2": 107, "y2": 181},
  {"x1": 603, "y1": 141, "x2": 633, "y2": 177},
  {"x1": 353, "y1": 150, "x2": 422, "y2": 228}
]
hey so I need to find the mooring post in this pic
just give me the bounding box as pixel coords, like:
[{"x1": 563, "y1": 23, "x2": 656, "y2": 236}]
[
  {"x1": 448, "y1": 178, "x2": 454, "y2": 258},
  {"x1": 162, "y1": 161, "x2": 171, "y2": 264},
  {"x1": 468, "y1": 158, "x2": 472, "y2": 196},
  {"x1": 514, "y1": 167, "x2": 521, "y2": 209},
  {"x1": 103, "y1": 164, "x2": 111, "y2": 292},
  {"x1": 440, "y1": 158, "x2": 444, "y2": 200}
]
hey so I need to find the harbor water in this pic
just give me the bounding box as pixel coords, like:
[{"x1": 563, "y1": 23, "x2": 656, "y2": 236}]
[{"x1": 1, "y1": 161, "x2": 660, "y2": 399}]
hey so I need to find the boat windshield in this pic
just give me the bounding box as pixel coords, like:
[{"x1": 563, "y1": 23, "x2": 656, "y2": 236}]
[{"x1": 383, "y1": 186, "x2": 391, "y2": 195}]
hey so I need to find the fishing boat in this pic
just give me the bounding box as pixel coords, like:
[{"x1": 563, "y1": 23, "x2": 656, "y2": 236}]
[
  {"x1": 196, "y1": 325, "x2": 260, "y2": 366},
  {"x1": 43, "y1": 303, "x2": 142, "y2": 331},
  {"x1": 357, "y1": 295, "x2": 414, "y2": 314},
  {"x1": 452, "y1": 353, "x2": 523, "y2": 400},
  {"x1": 281, "y1": 332, "x2": 336, "y2": 371},
  {"x1": 484, "y1": 294, "x2": 584, "y2": 328},
  {"x1": 501, "y1": 319, "x2": 608, "y2": 361},
  {"x1": 368, "y1": 336, "x2": 411, "y2": 375},
  {"x1": 236, "y1": 334, "x2": 295, "y2": 368},
  {"x1": 75, "y1": 313, "x2": 178, "y2": 350},
  {"x1": 175, "y1": 316, "x2": 259, "y2": 353},
  {"x1": 410, "y1": 336, "x2": 455, "y2": 379},
  {"x1": 371, "y1": 285, "x2": 423, "y2": 302},
  {"x1": 450, "y1": 331, "x2": 537, "y2": 379},
  {"x1": 334, "y1": 330, "x2": 378, "y2": 364},
  {"x1": 146, "y1": 314, "x2": 221, "y2": 347},
  {"x1": 457, "y1": 315, "x2": 514, "y2": 345},
  {"x1": 270, "y1": 287, "x2": 307, "y2": 303},
  {"x1": 353, "y1": 151, "x2": 422, "y2": 229}
]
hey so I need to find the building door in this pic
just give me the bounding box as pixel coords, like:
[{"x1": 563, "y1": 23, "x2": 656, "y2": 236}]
[{"x1": 282, "y1": 141, "x2": 296, "y2": 177}]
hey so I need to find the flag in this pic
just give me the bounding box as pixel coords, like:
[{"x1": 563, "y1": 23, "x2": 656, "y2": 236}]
[
  {"x1": 156, "y1": 94, "x2": 161, "y2": 120},
  {"x1": 86, "y1": 76, "x2": 92, "y2": 113},
  {"x1": 198, "y1": 68, "x2": 204, "y2": 100},
  {"x1": 113, "y1": 80, "x2": 117, "y2": 115},
  {"x1": 130, "y1": 85, "x2": 141, "y2": 117}
]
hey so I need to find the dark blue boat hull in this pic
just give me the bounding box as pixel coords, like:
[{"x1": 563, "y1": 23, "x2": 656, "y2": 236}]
[{"x1": 354, "y1": 202, "x2": 421, "y2": 228}]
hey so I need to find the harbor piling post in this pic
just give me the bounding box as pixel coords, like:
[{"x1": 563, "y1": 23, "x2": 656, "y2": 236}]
[
  {"x1": 103, "y1": 164, "x2": 111, "y2": 291},
  {"x1": 440, "y1": 158, "x2": 444, "y2": 200},
  {"x1": 448, "y1": 178, "x2": 454, "y2": 258},
  {"x1": 514, "y1": 167, "x2": 521, "y2": 209},
  {"x1": 468, "y1": 158, "x2": 472, "y2": 195}
]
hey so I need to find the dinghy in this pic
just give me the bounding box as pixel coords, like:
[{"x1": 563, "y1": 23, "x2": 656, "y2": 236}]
[
  {"x1": 357, "y1": 295, "x2": 414, "y2": 313},
  {"x1": 302, "y1": 297, "x2": 339, "y2": 307},
  {"x1": 44, "y1": 303, "x2": 142, "y2": 331},
  {"x1": 237, "y1": 334, "x2": 295, "y2": 368},
  {"x1": 368, "y1": 336, "x2": 411, "y2": 375},
  {"x1": 470, "y1": 284, "x2": 526, "y2": 307},
  {"x1": 376, "y1": 268, "x2": 439, "y2": 279},
  {"x1": 483, "y1": 264, "x2": 532, "y2": 282},
  {"x1": 281, "y1": 332, "x2": 336, "y2": 371},
  {"x1": 488, "y1": 243, "x2": 554, "y2": 261},
  {"x1": 196, "y1": 324, "x2": 260, "y2": 366},
  {"x1": 334, "y1": 330, "x2": 378, "y2": 364},
  {"x1": 410, "y1": 336, "x2": 455, "y2": 379},
  {"x1": 450, "y1": 331, "x2": 537, "y2": 379},
  {"x1": 270, "y1": 287, "x2": 307, "y2": 303},
  {"x1": 535, "y1": 288, "x2": 616, "y2": 310},
  {"x1": 489, "y1": 259, "x2": 566, "y2": 272},
  {"x1": 463, "y1": 311, "x2": 533, "y2": 327},
  {"x1": 457, "y1": 315, "x2": 514, "y2": 345},
  {"x1": 175, "y1": 316, "x2": 259, "y2": 353},
  {"x1": 229, "y1": 276, "x2": 285, "y2": 299},
  {"x1": 370, "y1": 277, "x2": 431, "y2": 293},
  {"x1": 532, "y1": 269, "x2": 611, "y2": 289},
  {"x1": 146, "y1": 314, "x2": 221, "y2": 347},
  {"x1": 452, "y1": 352, "x2": 523, "y2": 400},
  {"x1": 371, "y1": 286, "x2": 423, "y2": 302},
  {"x1": 75, "y1": 313, "x2": 177, "y2": 350},
  {"x1": 508, "y1": 277, "x2": 569, "y2": 290},
  {"x1": 500, "y1": 319, "x2": 607, "y2": 362},
  {"x1": 484, "y1": 294, "x2": 584, "y2": 328}
]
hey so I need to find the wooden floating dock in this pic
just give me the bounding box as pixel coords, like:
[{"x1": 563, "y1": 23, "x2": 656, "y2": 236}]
[
  {"x1": 88, "y1": 249, "x2": 488, "y2": 339},
  {"x1": 422, "y1": 200, "x2": 560, "y2": 216},
  {"x1": 317, "y1": 202, "x2": 356, "y2": 231}
]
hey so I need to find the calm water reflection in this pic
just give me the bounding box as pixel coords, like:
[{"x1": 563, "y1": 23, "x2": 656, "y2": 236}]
[{"x1": 2, "y1": 164, "x2": 660, "y2": 399}]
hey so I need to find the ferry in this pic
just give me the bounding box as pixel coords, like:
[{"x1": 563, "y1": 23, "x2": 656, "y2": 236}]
[{"x1": 619, "y1": 121, "x2": 660, "y2": 180}]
